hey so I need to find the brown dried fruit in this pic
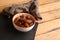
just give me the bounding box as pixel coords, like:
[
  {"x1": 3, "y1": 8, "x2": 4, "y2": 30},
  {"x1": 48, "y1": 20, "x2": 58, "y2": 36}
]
[
  {"x1": 24, "y1": 23, "x2": 29, "y2": 27},
  {"x1": 14, "y1": 14, "x2": 34, "y2": 28}
]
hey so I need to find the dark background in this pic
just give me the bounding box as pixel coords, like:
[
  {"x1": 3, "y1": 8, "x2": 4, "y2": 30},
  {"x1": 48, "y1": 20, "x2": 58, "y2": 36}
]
[{"x1": 0, "y1": 14, "x2": 38, "y2": 40}]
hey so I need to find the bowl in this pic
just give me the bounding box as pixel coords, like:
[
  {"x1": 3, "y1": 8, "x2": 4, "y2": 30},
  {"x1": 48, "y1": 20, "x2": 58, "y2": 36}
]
[{"x1": 12, "y1": 13, "x2": 36, "y2": 32}]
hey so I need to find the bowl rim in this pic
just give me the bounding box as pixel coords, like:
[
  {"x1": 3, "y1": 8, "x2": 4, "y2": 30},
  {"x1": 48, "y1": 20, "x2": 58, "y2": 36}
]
[{"x1": 12, "y1": 13, "x2": 36, "y2": 28}]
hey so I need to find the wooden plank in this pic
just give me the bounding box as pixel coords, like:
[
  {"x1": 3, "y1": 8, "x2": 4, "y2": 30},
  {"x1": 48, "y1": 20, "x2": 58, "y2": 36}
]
[
  {"x1": 39, "y1": 9, "x2": 60, "y2": 23},
  {"x1": 35, "y1": 9, "x2": 60, "y2": 40},
  {"x1": 0, "y1": 0, "x2": 30, "y2": 13},
  {"x1": 35, "y1": 18, "x2": 60, "y2": 36},
  {"x1": 37, "y1": 0, "x2": 60, "y2": 5},
  {"x1": 0, "y1": 0, "x2": 60, "y2": 13},
  {"x1": 35, "y1": 29, "x2": 60, "y2": 40},
  {"x1": 37, "y1": 1, "x2": 60, "y2": 13},
  {"x1": 35, "y1": 0, "x2": 60, "y2": 40},
  {"x1": 0, "y1": 0, "x2": 31, "y2": 6}
]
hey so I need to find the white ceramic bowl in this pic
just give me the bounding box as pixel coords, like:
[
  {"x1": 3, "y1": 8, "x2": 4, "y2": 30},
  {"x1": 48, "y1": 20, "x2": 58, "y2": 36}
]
[{"x1": 12, "y1": 13, "x2": 36, "y2": 32}]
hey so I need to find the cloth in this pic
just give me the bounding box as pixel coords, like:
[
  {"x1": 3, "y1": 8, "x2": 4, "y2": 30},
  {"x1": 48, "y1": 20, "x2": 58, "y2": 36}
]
[{"x1": 2, "y1": 0, "x2": 42, "y2": 20}]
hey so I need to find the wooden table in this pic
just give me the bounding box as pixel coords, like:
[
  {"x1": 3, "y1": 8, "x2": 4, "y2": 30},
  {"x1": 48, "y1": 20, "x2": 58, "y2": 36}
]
[
  {"x1": 0, "y1": 0, "x2": 60, "y2": 40},
  {"x1": 0, "y1": 0, "x2": 31, "y2": 12},
  {"x1": 35, "y1": 0, "x2": 60, "y2": 40}
]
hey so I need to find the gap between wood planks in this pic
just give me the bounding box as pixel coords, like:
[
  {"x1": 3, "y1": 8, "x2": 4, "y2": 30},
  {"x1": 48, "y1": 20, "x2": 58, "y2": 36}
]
[{"x1": 37, "y1": 1, "x2": 60, "y2": 13}]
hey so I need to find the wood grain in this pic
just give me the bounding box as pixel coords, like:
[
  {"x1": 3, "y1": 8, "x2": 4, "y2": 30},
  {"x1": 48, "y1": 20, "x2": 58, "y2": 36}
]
[
  {"x1": 0, "y1": 0, "x2": 31, "y2": 6},
  {"x1": 35, "y1": 29, "x2": 60, "y2": 40},
  {"x1": 37, "y1": 1, "x2": 60, "y2": 13},
  {"x1": 36, "y1": 18, "x2": 60, "y2": 36},
  {"x1": 40, "y1": 9, "x2": 60, "y2": 23},
  {"x1": 0, "y1": 0, "x2": 60, "y2": 13},
  {"x1": 37, "y1": 0, "x2": 60, "y2": 5},
  {"x1": 35, "y1": 8, "x2": 60, "y2": 37},
  {"x1": 35, "y1": 0, "x2": 60, "y2": 40}
]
